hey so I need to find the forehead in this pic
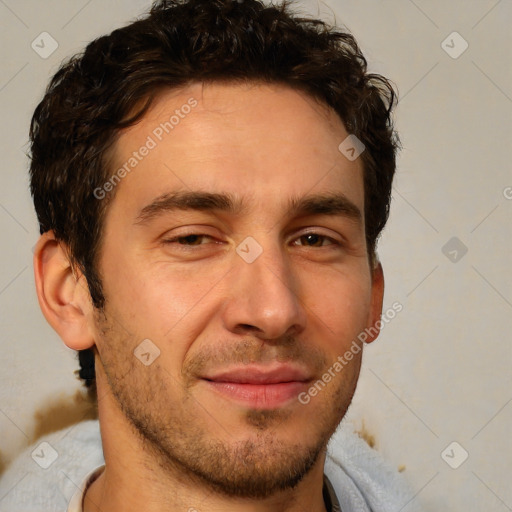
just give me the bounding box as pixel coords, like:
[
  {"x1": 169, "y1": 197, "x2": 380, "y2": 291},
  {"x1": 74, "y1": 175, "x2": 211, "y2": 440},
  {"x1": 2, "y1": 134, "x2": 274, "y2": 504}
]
[{"x1": 107, "y1": 81, "x2": 364, "y2": 220}]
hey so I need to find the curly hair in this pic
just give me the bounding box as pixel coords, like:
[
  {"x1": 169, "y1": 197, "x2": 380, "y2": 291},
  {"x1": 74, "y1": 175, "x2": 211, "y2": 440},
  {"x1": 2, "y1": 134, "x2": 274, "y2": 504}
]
[{"x1": 29, "y1": 0, "x2": 399, "y2": 395}]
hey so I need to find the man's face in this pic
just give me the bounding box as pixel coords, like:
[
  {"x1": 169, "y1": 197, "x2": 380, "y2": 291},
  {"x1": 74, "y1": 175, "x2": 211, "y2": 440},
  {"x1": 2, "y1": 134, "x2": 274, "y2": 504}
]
[{"x1": 90, "y1": 82, "x2": 381, "y2": 498}]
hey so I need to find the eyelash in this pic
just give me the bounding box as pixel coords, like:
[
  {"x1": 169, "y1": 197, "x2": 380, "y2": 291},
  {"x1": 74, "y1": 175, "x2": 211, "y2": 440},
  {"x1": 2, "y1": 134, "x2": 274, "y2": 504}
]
[{"x1": 162, "y1": 232, "x2": 341, "y2": 249}]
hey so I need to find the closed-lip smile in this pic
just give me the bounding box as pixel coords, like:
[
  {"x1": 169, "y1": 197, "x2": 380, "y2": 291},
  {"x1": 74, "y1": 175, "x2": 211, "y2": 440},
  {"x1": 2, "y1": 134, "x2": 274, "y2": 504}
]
[{"x1": 201, "y1": 364, "x2": 313, "y2": 409}]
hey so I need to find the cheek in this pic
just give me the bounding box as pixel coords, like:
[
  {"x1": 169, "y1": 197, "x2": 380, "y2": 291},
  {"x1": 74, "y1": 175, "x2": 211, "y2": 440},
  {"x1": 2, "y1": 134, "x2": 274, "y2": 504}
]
[
  {"x1": 101, "y1": 252, "x2": 227, "y2": 340},
  {"x1": 303, "y1": 267, "x2": 372, "y2": 350}
]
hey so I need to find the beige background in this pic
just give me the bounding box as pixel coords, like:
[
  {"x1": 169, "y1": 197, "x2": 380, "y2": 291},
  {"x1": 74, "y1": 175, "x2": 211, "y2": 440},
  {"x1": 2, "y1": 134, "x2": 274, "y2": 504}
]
[{"x1": 0, "y1": 1, "x2": 511, "y2": 510}]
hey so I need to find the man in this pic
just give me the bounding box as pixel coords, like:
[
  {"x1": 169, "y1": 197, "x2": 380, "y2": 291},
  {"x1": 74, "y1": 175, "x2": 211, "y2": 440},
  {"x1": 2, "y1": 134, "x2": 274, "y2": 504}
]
[{"x1": 0, "y1": 0, "x2": 417, "y2": 510}]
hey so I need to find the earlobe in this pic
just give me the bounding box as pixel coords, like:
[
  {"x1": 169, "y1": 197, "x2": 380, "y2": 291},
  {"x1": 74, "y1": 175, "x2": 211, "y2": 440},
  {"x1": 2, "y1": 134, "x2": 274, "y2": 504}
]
[
  {"x1": 364, "y1": 260, "x2": 385, "y2": 344},
  {"x1": 33, "y1": 231, "x2": 96, "y2": 351}
]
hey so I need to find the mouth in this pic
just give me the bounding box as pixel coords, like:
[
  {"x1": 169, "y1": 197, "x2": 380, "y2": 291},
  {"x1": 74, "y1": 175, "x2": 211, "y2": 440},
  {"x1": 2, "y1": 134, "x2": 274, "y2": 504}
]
[{"x1": 201, "y1": 364, "x2": 313, "y2": 409}]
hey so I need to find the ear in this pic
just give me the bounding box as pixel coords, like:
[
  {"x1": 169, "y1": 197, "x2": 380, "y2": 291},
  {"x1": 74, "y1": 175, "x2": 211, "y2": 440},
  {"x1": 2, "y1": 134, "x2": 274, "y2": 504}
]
[
  {"x1": 364, "y1": 259, "x2": 385, "y2": 344},
  {"x1": 33, "y1": 231, "x2": 96, "y2": 351}
]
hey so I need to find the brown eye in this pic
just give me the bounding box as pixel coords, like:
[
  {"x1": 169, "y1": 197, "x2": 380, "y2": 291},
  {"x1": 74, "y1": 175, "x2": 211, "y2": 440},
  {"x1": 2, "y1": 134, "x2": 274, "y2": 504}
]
[
  {"x1": 294, "y1": 233, "x2": 338, "y2": 247},
  {"x1": 163, "y1": 234, "x2": 214, "y2": 246},
  {"x1": 176, "y1": 234, "x2": 206, "y2": 245}
]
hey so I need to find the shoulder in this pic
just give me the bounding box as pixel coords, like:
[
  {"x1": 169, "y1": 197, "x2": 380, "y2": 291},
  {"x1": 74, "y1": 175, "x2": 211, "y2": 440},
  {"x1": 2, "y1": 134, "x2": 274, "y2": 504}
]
[
  {"x1": 0, "y1": 420, "x2": 103, "y2": 512},
  {"x1": 325, "y1": 422, "x2": 422, "y2": 512}
]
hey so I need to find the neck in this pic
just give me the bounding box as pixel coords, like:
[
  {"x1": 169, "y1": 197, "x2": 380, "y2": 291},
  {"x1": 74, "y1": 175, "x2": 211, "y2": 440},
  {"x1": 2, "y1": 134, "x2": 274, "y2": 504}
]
[{"x1": 83, "y1": 463, "x2": 329, "y2": 512}]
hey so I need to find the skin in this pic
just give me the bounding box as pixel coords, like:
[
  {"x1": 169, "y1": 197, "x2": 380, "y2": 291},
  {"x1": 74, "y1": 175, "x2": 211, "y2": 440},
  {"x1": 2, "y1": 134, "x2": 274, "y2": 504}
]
[{"x1": 34, "y1": 81, "x2": 384, "y2": 512}]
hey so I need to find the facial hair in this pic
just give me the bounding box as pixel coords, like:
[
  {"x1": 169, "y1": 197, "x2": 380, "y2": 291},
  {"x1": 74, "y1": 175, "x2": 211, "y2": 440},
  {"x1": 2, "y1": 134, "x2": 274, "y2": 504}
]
[{"x1": 94, "y1": 306, "x2": 361, "y2": 499}]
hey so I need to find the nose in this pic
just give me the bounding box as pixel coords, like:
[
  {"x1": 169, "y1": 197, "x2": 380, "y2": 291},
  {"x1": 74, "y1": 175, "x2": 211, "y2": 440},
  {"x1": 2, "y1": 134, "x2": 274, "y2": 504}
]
[{"x1": 220, "y1": 237, "x2": 307, "y2": 341}]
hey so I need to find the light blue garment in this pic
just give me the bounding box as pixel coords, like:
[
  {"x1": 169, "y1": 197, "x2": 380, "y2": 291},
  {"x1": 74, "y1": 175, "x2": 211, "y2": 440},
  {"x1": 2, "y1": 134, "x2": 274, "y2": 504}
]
[{"x1": 0, "y1": 419, "x2": 421, "y2": 511}]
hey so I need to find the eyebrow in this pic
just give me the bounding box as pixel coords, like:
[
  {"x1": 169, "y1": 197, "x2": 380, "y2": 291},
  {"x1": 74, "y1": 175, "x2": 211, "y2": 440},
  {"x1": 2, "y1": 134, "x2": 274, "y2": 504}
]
[{"x1": 134, "y1": 190, "x2": 362, "y2": 226}]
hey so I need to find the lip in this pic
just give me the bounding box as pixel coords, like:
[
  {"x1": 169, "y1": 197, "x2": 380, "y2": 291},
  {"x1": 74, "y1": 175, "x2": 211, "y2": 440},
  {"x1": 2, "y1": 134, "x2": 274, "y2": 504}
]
[
  {"x1": 201, "y1": 364, "x2": 312, "y2": 409},
  {"x1": 202, "y1": 364, "x2": 312, "y2": 384}
]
